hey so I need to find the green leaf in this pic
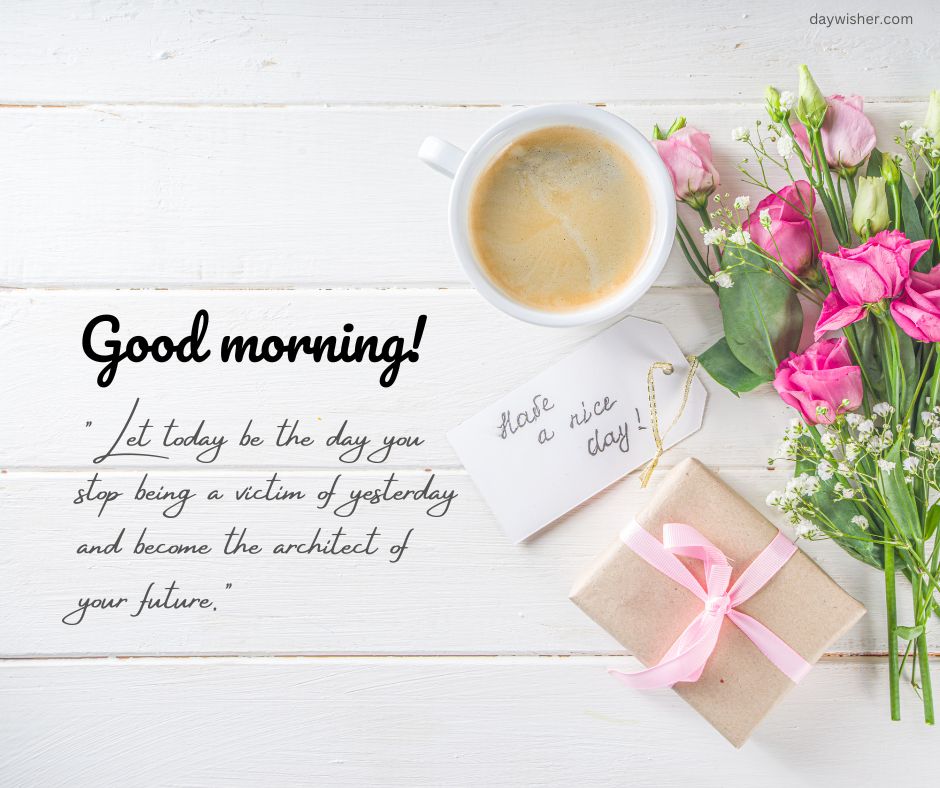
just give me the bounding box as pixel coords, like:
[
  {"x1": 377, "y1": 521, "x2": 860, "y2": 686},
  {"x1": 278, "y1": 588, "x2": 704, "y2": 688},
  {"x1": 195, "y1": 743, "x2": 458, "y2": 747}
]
[
  {"x1": 847, "y1": 318, "x2": 886, "y2": 401},
  {"x1": 895, "y1": 625, "x2": 925, "y2": 641},
  {"x1": 718, "y1": 245, "x2": 803, "y2": 378},
  {"x1": 896, "y1": 328, "x2": 920, "y2": 415},
  {"x1": 698, "y1": 336, "x2": 769, "y2": 395},
  {"x1": 879, "y1": 439, "x2": 922, "y2": 541},
  {"x1": 900, "y1": 177, "x2": 929, "y2": 254},
  {"x1": 926, "y1": 504, "x2": 940, "y2": 541},
  {"x1": 866, "y1": 148, "x2": 883, "y2": 177},
  {"x1": 795, "y1": 451, "x2": 884, "y2": 570}
]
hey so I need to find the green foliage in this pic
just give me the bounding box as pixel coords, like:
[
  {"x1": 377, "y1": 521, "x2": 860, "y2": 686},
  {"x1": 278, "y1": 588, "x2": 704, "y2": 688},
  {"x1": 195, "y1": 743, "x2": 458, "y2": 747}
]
[
  {"x1": 795, "y1": 453, "x2": 884, "y2": 570},
  {"x1": 717, "y1": 246, "x2": 803, "y2": 379},
  {"x1": 698, "y1": 337, "x2": 768, "y2": 395},
  {"x1": 879, "y1": 439, "x2": 922, "y2": 541},
  {"x1": 868, "y1": 148, "x2": 929, "y2": 265},
  {"x1": 896, "y1": 625, "x2": 925, "y2": 641}
]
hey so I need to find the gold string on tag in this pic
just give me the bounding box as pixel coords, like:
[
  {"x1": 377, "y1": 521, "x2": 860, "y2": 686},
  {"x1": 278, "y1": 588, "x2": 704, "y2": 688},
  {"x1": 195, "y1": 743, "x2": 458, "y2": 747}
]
[{"x1": 638, "y1": 354, "x2": 699, "y2": 488}]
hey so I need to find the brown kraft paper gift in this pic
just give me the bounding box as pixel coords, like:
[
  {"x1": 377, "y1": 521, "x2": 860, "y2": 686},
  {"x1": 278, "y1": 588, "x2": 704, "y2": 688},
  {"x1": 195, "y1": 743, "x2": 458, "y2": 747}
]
[{"x1": 569, "y1": 457, "x2": 866, "y2": 747}]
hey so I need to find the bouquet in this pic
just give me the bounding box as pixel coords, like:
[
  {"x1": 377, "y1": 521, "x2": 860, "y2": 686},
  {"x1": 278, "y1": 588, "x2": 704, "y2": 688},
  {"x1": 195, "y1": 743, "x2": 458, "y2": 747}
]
[{"x1": 656, "y1": 65, "x2": 940, "y2": 723}]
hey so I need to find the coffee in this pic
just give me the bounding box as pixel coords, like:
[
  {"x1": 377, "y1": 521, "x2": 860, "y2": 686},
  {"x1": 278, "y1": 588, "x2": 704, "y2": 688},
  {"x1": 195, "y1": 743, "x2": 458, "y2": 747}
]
[{"x1": 468, "y1": 125, "x2": 654, "y2": 312}]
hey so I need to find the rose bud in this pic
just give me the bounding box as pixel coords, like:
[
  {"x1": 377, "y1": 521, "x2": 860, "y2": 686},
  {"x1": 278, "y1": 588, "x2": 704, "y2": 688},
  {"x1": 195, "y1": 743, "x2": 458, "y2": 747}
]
[
  {"x1": 852, "y1": 176, "x2": 890, "y2": 240},
  {"x1": 652, "y1": 126, "x2": 720, "y2": 208},
  {"x1": 926, "y1": 89, "x2": 940, "y2": 142},
  {"x1": 881, "y1": 154, "x2": 901, "y2": 186},
  {"x1": 796, "y1": 64, "x2": 828, "y2": 131}
]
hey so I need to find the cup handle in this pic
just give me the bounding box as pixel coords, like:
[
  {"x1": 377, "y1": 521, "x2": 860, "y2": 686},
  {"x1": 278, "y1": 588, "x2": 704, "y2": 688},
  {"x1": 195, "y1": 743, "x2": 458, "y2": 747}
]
[{"x1": 418, "y1": 137, "x2": 465, "y2": 179}]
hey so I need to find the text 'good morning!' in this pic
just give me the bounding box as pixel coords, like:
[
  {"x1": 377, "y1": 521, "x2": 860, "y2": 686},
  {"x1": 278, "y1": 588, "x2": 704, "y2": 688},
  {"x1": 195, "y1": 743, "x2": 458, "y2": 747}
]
[{"x1": 81, "y1": 309, "x2": 428, "y2": 388}]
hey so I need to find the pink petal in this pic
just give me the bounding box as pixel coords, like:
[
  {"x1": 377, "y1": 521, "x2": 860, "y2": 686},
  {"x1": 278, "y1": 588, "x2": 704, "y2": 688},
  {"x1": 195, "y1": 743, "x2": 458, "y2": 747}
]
[
  {"x1": 815, "y1": 292, "x2": 865, "y2": 338},
  {"x1": 909, "y1": 239, "x2": 935, "y2": 271},
  {"x1": 820, "y1": 253, "x2": 890, "y2": 304}
]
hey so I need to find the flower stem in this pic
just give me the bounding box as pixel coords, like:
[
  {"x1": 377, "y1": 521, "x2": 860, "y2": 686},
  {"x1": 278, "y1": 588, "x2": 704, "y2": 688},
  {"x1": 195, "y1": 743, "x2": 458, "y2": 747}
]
[
  {"x1": 811, "y1": 128, "x2": 849, "y2": 245},
  {"x1": 695, "y1": 204, "x2": 721, "y2": 265},
  {"x1": 914, "y1": 545, "x2": 935, "y2": 724},
  {"x1": 885, "y1": 542, "x2": 901, "y2": 720},
  {"x1": 889, "y1": 181, "x2": 903, "y2": 233}
]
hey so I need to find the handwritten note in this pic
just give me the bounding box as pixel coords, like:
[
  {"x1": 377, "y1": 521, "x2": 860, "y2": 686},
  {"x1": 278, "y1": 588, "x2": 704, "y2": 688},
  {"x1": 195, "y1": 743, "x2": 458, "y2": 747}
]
[{"x1": 448, "y1": 317, "x2": 706, "y2": 542}]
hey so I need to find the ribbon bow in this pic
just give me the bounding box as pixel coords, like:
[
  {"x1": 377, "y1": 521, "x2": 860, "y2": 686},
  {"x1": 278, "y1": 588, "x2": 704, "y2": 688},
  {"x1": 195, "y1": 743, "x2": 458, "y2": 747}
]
[{"x1": 609, "y1": 521, "x2": 811, "y2": 689}]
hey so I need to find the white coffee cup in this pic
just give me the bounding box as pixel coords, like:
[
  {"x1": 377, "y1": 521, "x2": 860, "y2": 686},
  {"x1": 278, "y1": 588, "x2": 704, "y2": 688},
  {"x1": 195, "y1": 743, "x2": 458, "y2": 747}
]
[{"x1": 419, "y1": 104, "x2": 676, "y2": 327}]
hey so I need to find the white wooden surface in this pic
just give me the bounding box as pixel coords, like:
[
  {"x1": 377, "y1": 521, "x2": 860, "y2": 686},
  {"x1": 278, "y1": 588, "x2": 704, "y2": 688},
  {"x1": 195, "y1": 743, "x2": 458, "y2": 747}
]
[{"x1": 2, "y1": 2, "x2": 938, "y2": 785}]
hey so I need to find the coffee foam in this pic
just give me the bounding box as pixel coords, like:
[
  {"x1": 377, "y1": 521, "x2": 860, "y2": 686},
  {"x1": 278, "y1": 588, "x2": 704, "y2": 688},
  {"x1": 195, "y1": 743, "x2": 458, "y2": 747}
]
[{"x1": 469, "y1": 125, "x2": 654, "y2": 312}]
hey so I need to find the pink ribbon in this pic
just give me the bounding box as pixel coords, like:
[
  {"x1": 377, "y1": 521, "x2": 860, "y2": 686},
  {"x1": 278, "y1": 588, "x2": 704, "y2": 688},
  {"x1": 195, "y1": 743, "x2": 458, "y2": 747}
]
[{"x1": 609, "y1": 521, "x2": 811, "y2": 689}]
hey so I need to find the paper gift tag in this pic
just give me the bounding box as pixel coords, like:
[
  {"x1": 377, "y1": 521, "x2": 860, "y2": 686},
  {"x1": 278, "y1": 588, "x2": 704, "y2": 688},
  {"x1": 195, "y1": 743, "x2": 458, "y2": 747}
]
[{"x1": 448, "y1": 317, "x2": 706, "y2": 542}]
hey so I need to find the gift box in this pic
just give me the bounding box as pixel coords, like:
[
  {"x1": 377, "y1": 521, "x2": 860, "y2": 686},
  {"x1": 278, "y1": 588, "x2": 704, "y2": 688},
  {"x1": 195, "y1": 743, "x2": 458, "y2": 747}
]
[{"x1": 569, "y1": 457, "x2": 865, "y2": 747}]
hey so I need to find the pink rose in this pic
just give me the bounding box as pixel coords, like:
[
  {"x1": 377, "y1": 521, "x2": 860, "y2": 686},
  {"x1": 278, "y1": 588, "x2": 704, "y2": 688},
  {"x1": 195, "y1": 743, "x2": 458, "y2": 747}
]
[
  {"x1": 791, "y1": 95, "x2": 876, "y2": 171},
  {"x1": 891, "y1": 264, "x2": 940, "y2": 342},
  {"x1": 652, "y1": 127, "x2": 719, "y2": 206},
  {"x1": 745, "y1": 181, "x2": 818, "y2": 277},
  {"x1": 815, "y1": 230, "x2": 933, "y2": 337},
  {"x1": 773, "y1": 338, "x2": 863, "y2": 425}
]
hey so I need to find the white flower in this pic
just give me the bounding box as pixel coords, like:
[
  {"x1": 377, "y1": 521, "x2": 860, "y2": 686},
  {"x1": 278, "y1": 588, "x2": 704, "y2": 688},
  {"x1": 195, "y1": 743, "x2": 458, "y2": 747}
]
[
  {"x1": 793, "y1": 519, "x2": 818, "y2": 538},
  {"x1": 780, "y1": 91, "x2": 795, "y2": 111},
  {"x1": 714, "y1": 271, "x2": 734, "y2": 289},
  {"x1": 776, "y1": 135, "x2": 796, "y2": 160},
  {"x1": 845, "y1": 413, "x2": 861, "y2": 426},
  {"x1": 900, "y1": 120, "x2": 913, "y2": 131},
  {"x1": 877, "y1": 459, "x2": 896, "y2": 472},
  {"x1": 914, "y1": 436, "x2": 931, "y2": 451},
  {"x1": 844, "y1": 442, "x2": 859, "y2": 461},
  {"x1": 921, "y1": 410, "x2": 938, "y2": 426},
  {"x1": 817, "y1": 460, "x2": 833, "y2": 481},
  {"x1": 820, "y1": 431, "x2": 837, "y2": 450},
  {"x1": 873, "y1": 402, "x2": 894, "y2": 418},
  {"x1": 766, "y1": 490, "x2": 783, "y2": 508},
  {"x1": 912, "y1": 127, "x2": 930, "y2": 147},
  {"x1": 786, "y1": 473, "x2": 820, "y2": 497},
  {"x1": 857, "y1": 419, "x2": 875, "y2": 434},
  {"x1": 703, "y1": 227, "x2": 727, "y2": 246},
  {"x1": 837, "y1": 462, "x2": 852, "y2": 476},
  {"x1": 835, "y1": 483, "x2": 856, "y2": 499},
  {"x1": 759, "y1": 208, "x2": 772, "y2": 228},
  {"x1": 851, "y1": 515, "x2": 870, "y2": 531},
  {"x1": 932, "y1": 425, "x2": 940, "y2": 441},
  {"x1": 733, "y1": 195, "x2": 751, "y2": 211},
  {"x1": 903, "y1": 456, "x2": 920, "y2": 472},
  {"x1": 732, "y1": 126, "x2": 749, "y2": 142},
  {"x1": 728, "y1": 229, "x2": 751, "y2": 246}
]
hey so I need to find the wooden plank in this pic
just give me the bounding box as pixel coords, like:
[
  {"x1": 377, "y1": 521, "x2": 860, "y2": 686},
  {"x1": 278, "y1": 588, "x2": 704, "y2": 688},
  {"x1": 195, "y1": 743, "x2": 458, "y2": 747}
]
[
  {"x1": 0, "y1": 288, "x2": 791, "y2": 469},
  {"x1": 0, "y1": 2, "x2": 935, "y2": 104},
  {"x1": 1, "y1": 467, "x2": 930, "y2": 656},
  {"x1": 0, "y1": 102, "x2": 924, "y2": 287},
  {"x1": 0, "y1": 656, "x2": 936, "y2": 786}
]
